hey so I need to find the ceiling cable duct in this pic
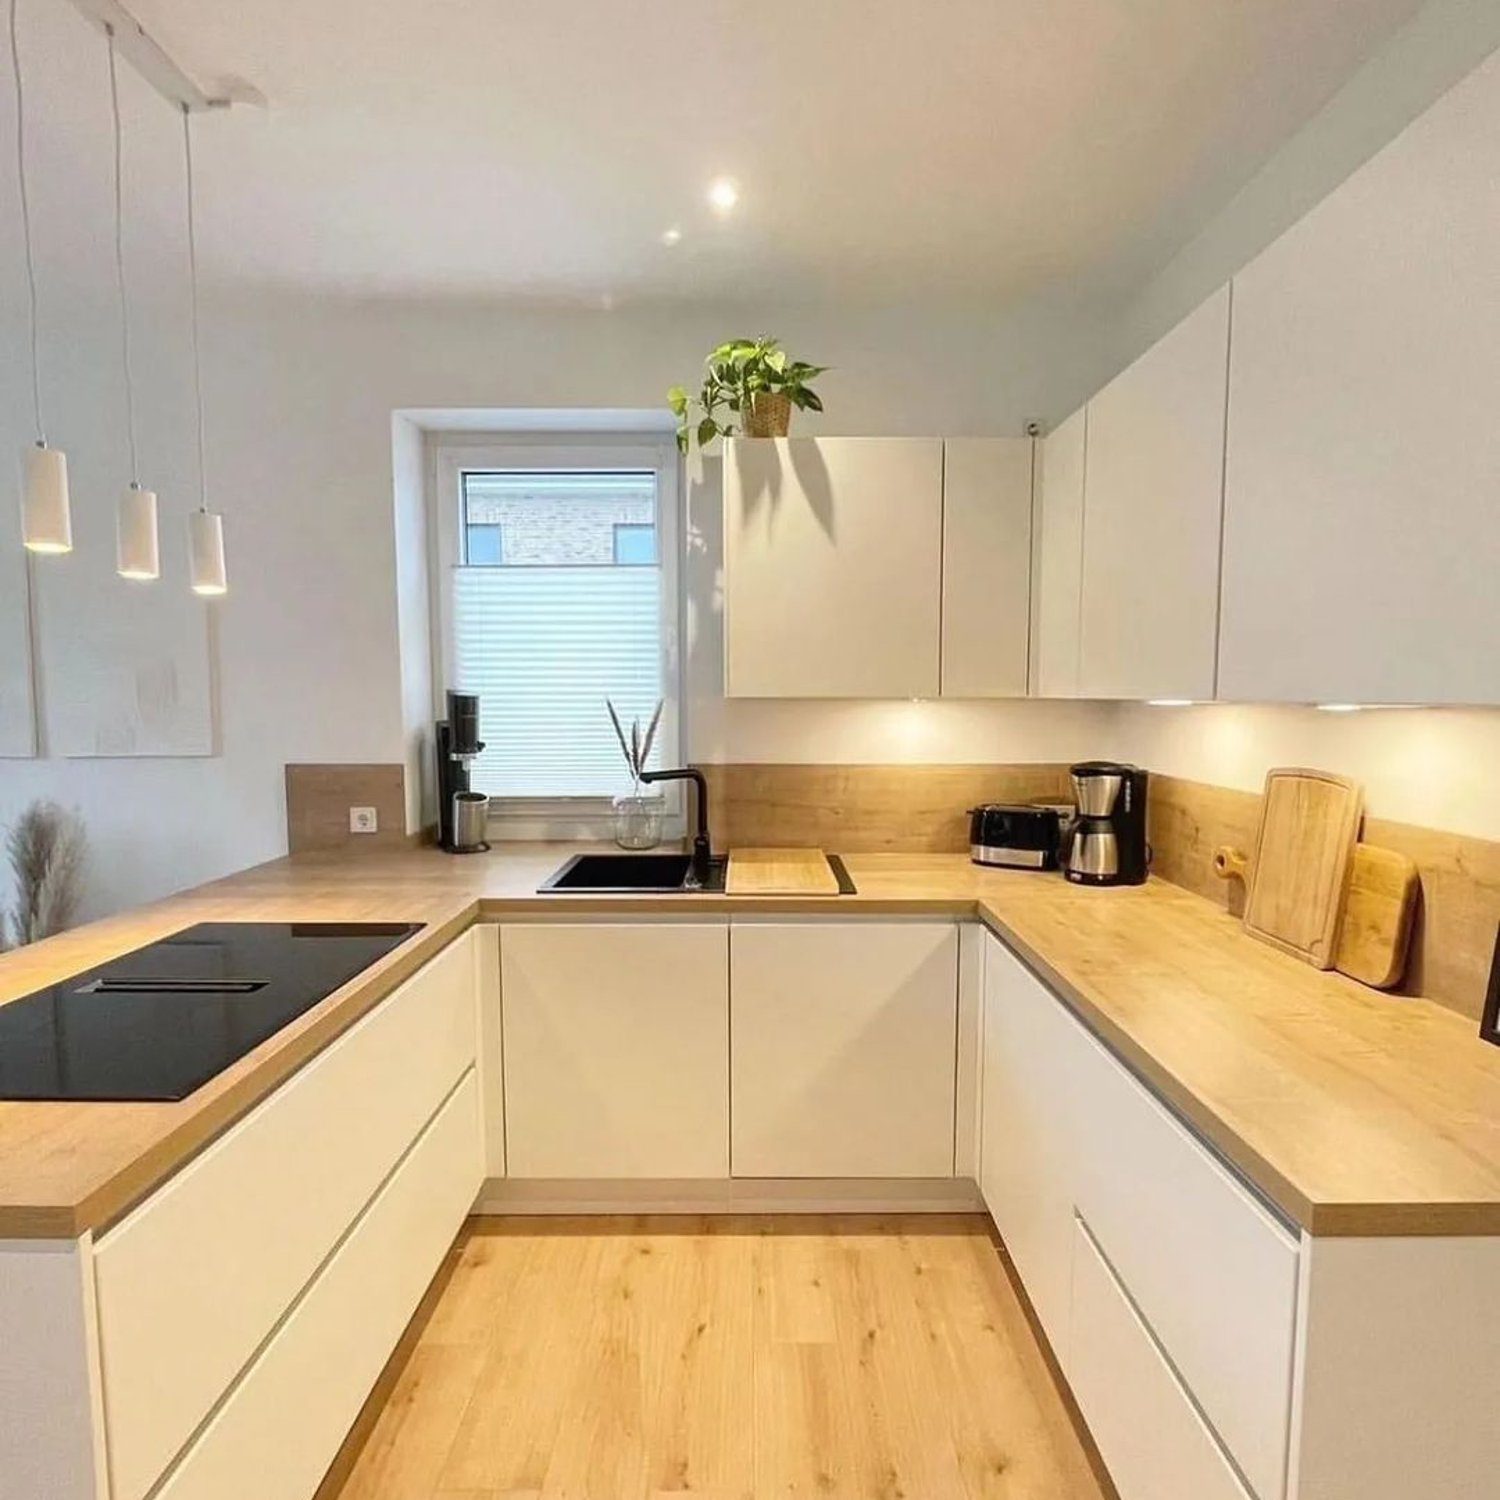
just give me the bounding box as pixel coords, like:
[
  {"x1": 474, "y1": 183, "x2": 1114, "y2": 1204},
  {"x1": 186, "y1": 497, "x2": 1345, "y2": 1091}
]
[
  {"x1": 181, "y1": 104, "x2": 226, "y2": 596},
  {"x1": 107, "y1": 21, "x2": 160, "y2": 580},
  {"x1": 10, "y1": 0, "x2": 72, "y2": 554}
]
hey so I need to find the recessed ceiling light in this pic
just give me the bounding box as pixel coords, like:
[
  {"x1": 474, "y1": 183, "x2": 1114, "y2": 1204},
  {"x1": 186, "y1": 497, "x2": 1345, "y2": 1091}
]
[
  {"x1": 1315, "y1": 703, "x2": 1363, "y2": 712},
  {"x1": 707, "y1": 177, "x2": 739, "y2": 214},
  {"x1": 661, "y1": 226, "x2": 682, "y2": 246},
  {"x1": 1146, "y1": 699, "x2": 1195, "y2": 707}
]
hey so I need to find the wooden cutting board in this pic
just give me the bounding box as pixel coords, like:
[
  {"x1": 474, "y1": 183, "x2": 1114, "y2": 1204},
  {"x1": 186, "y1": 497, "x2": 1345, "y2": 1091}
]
[
  {"x1": 1334, "y1": 844, "x2": 1420, "y2": 989},
  {"x1": 1243, "y1": 768, "x2": 1363, "y2": 968},
  {"x1": 726, "y1": 847, "x2": 840, "y2": 896}
]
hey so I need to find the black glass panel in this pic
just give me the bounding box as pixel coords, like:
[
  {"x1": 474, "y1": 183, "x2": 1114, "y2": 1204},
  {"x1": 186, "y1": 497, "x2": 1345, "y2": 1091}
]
[{"x1": 0, "y1": 922, "x2": 421, "y2": 1102}]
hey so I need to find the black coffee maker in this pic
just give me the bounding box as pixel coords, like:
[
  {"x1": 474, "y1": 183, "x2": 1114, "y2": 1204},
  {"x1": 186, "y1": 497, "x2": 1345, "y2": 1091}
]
[
  {"x1": 436, "y1": 690, "x2": 489, "y2": 853},
  {"x1": 1063, "y1": 762, "x2": 1149, "y2": 886}
]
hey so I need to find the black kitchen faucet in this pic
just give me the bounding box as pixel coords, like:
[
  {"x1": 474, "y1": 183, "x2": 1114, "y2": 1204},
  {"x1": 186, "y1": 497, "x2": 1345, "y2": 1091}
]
[{"x1": 639, "y1": 766, "x2": 713, "y2": 887}]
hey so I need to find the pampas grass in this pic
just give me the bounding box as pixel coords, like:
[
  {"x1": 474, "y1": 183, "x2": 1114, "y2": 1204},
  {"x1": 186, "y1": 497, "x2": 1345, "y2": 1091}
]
[{"x1": 2, "y1": 801, "x2": 87, "y2": 951}]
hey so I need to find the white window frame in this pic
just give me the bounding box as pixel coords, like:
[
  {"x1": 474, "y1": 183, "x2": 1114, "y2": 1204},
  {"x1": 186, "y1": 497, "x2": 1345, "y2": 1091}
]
[{"x1": 428, "y1": 433, "x2": 684, "y2": 840}]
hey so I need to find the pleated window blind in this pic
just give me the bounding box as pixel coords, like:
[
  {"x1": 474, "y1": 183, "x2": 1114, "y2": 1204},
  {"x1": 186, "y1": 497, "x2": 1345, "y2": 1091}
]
[{"x1": 451, "y1": 469, "x2": 667, "y2": 799}]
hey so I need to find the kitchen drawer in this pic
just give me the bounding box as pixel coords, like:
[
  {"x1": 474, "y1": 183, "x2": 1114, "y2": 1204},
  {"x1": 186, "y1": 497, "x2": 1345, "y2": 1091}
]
[
  {"x1": 156, "y1": 1070, "x2": 481, "y2": 1500},
  {"x1": 95, "y1": 930, "x2": 478, "y2": 1500},
  {"x1": 1071, "y1": 1017, "x2": 1298, "y2": 1500},
  {"x1": 1070, "y1": 1215, "x2": 1254, "y2": 1500}
]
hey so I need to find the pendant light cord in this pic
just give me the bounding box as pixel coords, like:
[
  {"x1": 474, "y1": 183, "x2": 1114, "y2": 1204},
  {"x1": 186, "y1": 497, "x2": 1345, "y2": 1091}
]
[
  {"x1": 8, "y1": 0, "x2": 43, "y2": 441},
  {"x1": 182, "y1": 104, "x2": 208, "y2": 513},
  {"x1": 106, "y1": 25, "x2": 140, "y2": 484}
]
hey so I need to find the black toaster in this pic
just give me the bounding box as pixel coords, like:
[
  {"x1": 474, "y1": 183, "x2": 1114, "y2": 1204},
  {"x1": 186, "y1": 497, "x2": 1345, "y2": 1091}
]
[{"x1": 968, "y1": 804, "x2": 1063, "y2": 870}]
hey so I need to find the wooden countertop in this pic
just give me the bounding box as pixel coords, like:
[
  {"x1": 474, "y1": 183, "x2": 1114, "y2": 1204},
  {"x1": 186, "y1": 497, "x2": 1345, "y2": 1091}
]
[{"x1": 1, "y1": 845, "x2": 1497, "y2": 1240}]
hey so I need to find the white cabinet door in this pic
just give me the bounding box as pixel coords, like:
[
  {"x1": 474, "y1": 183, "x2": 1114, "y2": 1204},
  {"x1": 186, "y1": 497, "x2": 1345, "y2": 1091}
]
[
  {"x1": 1078, "y1": 287, "x2": 1230, "y2": 701},
  {"x1": 730, "y1": 922, "x2": 958, "y2": 1177},
  {"x1": 979, "y1": 933, "x2": 1085, "y2": 1359},
  {"x1": 500, "y1": 924, "x2": 729, "y2": 1178},
  {"x1": 1219, "y1": 50, "x2": 1500, "y2": 706},
  {"x1": 940, "y1": 438, "x2": 1034, "y2": 698},
  {"x1": 1032, "y1": 407, "x2": 1087, "y2": 697},
  {"x1": 723, "y1": 437, "x2": 944, "y2": 697}
]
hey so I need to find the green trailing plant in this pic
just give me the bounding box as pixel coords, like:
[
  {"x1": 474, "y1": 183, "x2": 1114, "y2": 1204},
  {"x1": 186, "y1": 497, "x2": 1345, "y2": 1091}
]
[{"x1": 668, "y1": 337, "x2": 827, "y2": 453}]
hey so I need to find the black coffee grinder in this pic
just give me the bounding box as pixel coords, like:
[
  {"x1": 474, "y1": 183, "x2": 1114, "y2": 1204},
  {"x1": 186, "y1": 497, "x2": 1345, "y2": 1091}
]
[{"x1": 436, "y1": 690, "x2": 489, "y2": 853}]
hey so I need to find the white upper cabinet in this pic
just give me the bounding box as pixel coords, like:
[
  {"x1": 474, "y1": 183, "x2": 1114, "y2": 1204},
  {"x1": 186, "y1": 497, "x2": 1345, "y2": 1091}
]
[
  {"x1": 1032, "y1": 406, "x2": 1087, "y2": 697},
  {"x1": 1078, "y1": 287, "x2": 1230, "y2": 701},
  {"x1": 940, "y1": 438, "x2": 1034, "y2": 698},
  {"x1": 723, "y1": 437, "x2": 944, "y2": 698},
  {"x1": 1219, "y1": 50, "x2": 1500, "y2": 706}
]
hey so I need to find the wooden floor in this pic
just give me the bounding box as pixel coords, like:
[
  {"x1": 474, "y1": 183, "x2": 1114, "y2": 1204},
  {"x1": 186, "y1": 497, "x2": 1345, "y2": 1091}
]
[{"x1": 324, "y1": 1214, "x2": 1112, "y2": 1500}]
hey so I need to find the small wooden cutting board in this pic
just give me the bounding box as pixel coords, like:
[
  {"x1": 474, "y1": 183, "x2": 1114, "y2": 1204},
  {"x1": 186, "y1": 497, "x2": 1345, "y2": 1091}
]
[
  {"x1": 726, "y1": 847, "x2": 840, "y2": 896},
  {"x1": 1334, "y1": 844, "x2": 1420, "y2": 989},
  {"x1": 1243, "y1": 768, "x2": 1363, "y2": 969}
]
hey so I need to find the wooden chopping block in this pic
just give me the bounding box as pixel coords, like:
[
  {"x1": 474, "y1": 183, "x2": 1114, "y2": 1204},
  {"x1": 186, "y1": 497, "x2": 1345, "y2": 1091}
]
[
  {"x1": 1214, "y1": 840, "x2": 1419, "y2": 990},
  {"x1": 726, "y1": 847, "x2": 840, "y2": 896},
  {"x1": 1242, "y1": 768, "x2": 1363, "y2": 969}
]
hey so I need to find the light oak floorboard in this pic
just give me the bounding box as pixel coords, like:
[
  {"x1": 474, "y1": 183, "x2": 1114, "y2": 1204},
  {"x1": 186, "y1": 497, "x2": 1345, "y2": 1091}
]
[{"x1": 327, "y1": 1215, "x2": 1112, "y2": 1500}]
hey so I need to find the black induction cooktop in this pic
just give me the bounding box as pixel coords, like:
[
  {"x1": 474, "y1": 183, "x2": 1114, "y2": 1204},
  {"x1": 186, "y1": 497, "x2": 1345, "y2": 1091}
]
[{"x1": 0, "y1": 921, "x2": 422, "y2": 1102}]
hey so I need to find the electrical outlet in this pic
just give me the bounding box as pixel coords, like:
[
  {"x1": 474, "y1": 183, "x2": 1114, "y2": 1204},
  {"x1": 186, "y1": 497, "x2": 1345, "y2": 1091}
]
[{"x1": 349, "y1": 806, "x2": 378, "y2": 835}]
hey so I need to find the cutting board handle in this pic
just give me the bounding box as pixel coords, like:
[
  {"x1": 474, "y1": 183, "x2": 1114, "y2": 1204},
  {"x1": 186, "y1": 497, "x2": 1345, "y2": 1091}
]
[{"x1": 1213, "y1": 846, "x2": 1249, "y2": 883}]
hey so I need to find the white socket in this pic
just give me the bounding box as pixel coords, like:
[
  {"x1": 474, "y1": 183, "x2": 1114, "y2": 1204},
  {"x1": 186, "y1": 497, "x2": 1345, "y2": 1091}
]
[
  {"x1": 188, "y1": 509, "x2": 227, "y2": 595},
  {"x1": 116, "y1": 484, "x2": 160, "y2": 580},
  {"x1": 22, "y1": 444, "x2": 72, "y2": 554}
]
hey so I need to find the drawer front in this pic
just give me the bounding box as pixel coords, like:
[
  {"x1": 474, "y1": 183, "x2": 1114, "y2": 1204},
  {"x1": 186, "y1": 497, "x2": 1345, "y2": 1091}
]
[
  {"x1": 1070, "y1": 1216, "x2": 1254, "y2": 1500},
  {"x1": 156, "y1": 1070, "x2": 481, "y2": 1500},
  {"x1": 1071, "y1": 1020, "x2": 1298, "y2": 1500},
  {"x1": 96, "y1": 932, "x2": 478, "y2": 1500}
]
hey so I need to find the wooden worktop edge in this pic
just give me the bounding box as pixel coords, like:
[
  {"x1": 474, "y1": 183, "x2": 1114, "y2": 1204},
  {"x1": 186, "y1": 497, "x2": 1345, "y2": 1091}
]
[{"x1": 4, "y1": 878, "x2": 1497, "y2": 1242}]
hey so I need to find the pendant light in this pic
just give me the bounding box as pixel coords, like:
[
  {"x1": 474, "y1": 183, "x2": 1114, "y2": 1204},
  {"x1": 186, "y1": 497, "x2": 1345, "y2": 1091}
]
[
  {"x1": 181, "y1": 104, "x2": 225, "y2": 596},
  {"x1": 9, "y1": 0, "x2": 71, "y2": 553},
  {"x1": 106, "y1": 25, "x2": 160, "y2": 581}
]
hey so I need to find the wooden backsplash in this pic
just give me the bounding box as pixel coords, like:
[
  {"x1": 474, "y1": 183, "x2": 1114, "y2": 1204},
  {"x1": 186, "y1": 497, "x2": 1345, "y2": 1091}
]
[
  {"x1": 1150, "y1": 774, "x2": 1500, "y2": 1022},
  {"x1": 285, "y1": 764, "x2": 410, "y2": 853},
  {"x1": 698, "y1": 762, "x2": 1498, "y2": 1022},
  {"x1": 698, "y1": 763, "x2": 1072, "y2": 853}
]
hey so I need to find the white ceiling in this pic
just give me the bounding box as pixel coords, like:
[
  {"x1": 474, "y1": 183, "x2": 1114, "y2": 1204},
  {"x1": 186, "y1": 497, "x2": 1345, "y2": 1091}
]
[{"x1": 126, "y1": 0, "x2": 1423, "y2": 305}]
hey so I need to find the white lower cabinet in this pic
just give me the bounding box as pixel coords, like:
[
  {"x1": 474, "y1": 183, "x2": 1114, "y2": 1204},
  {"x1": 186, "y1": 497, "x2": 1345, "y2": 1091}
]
[
  {"x1": 980, "y1": 930, "x2": 1296, "y2": 1500},
  {"x1": 730, "y1": 922, "x2": 959, "y2": 1177},
  {"x1": 500, "y1": 923, "x2": 729, "y2": 1177},
  {"x1": 94, "y1": 931, "x2": 480, "y2": 1500},
  {"x1": 980, "y1": 936, "x2": 1085, "y2": 1356},
  {"x1": 156, "y1": 1071, "x2": 482, "y2": 1500},
  {"x1": 1069, "y1": 1216, "x2": 1253, "y2": 1500}
]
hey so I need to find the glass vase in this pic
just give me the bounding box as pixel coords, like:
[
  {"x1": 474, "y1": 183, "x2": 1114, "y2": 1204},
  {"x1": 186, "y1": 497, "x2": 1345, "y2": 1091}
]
[{"x1": 612, "y1": 791, "x2": 664, "y2": 850}]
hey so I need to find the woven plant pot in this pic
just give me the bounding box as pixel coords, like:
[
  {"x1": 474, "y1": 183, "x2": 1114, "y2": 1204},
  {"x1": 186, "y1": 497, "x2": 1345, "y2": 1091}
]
[{"x1": 742, "y1": 390, "x2": 793, "y2": 437}]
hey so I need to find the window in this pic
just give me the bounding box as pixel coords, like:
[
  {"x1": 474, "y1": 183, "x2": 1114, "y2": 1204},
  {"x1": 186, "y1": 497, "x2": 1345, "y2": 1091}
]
[
  {"x1": 612, "y1": 522, "x2": 657, "y2": 565},
  {"x1": 433, "y1": 440, "x2": 679, "y2": 820},
  {"x1": 464, "y1": 519, "x2": 504, "y2": 565}
]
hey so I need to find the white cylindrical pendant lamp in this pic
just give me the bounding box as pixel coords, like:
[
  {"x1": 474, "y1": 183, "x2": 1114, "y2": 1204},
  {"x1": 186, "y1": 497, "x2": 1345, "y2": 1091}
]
[
  {"x1": 188, "y1": 510, "x2": 226, "y2": 595},
  {"x1": 116, "y1": 483, "x2": 159, "y2": 579},
  {"x1": 22, "y1": 443, "x2": 72, "y2": 553}
]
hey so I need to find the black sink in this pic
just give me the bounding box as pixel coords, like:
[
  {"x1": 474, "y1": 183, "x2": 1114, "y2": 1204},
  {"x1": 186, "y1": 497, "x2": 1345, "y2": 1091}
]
[{"x1": 539, "y1": 852, "x2": 728, "y2": 893}]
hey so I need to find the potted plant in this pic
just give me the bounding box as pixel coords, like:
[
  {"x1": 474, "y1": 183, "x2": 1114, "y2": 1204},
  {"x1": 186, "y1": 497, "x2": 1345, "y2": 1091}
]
[{"x1": 668, "y1": 337, "x2": 827, "y2": 453}]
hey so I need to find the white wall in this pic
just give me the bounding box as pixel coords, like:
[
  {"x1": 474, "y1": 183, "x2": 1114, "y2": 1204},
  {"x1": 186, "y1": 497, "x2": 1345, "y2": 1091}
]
[
  {"x1": 5, "y1": 0, "x2": 1499, "y2": 927},
  {"x1": 1108, "y1": 705, "x2": 1500, "y2": 843},
  {"x1": 2, "y1": 170, "x2": 1112, "y2": 921}
]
